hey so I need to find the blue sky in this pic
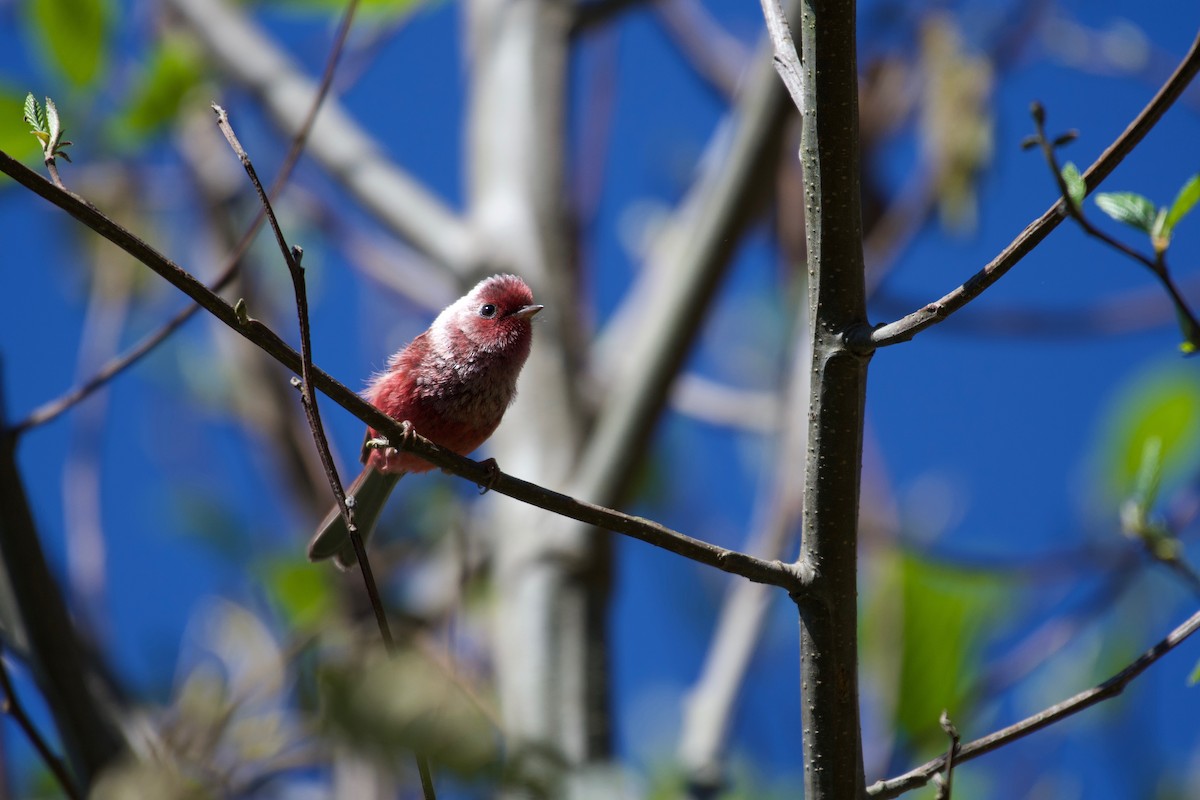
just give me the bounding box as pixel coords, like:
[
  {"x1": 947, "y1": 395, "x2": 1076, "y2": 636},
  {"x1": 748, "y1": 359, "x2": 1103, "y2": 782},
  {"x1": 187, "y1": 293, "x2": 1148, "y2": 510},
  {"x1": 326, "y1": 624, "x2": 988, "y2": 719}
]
[{"x1": 2, "y1": 0, "x2": 1200, "y2": 796}]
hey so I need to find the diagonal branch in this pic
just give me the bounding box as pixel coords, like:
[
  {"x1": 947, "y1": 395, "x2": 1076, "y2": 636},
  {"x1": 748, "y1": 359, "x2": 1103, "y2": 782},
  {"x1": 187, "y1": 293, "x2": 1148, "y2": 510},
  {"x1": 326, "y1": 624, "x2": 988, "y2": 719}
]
[
  {"x1": 0, "y1": 148, "x2": 805, "y2": 595},
  {"x1": 867, "y1": 605, "x2": 1200, "y2": 798},
  {"x1": 857, "y1": 28, "x2": 1200, "y2": 350},
  {"x1": 0, "y1": 375, "x2": 124, "y2": 786},
  {"x1": 580, "y1": 18, "x2": 793, "y2": 506},
  {"x1": 0, "y1": 646, "x2": 81, "y2": 800}
]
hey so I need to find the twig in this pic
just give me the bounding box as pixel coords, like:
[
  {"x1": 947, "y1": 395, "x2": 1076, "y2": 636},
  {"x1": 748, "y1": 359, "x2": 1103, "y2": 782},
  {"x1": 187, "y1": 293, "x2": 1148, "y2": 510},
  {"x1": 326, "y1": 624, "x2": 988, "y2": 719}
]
[
  {"x1": 858, "y1": 28, "x2": 1200, "y2": 350},
  {"x1": 1027, "y1": 102, "x2": 1200, "y2": 347},
  {"x1": 931, "y1": 711, "x2": 959, "y2": 800},
  {"x1": 759, "y1": 0, "x2": 805, "y2": 114},
  {"x1": 867, "y1": 605, "x2": 1200, "y2": 798},
  {"x1": 871, "y1": 271, "x2": 1200, "y2": 340},
  {"x1": 0, "y1": 147, "x2": 807, "y2": 593},
  {"x1": 10, "y1": 0, "x2": 362, "y2": 437},
  {"x1": 0, "y1": 648, "x2": 81, "y2": 800}
]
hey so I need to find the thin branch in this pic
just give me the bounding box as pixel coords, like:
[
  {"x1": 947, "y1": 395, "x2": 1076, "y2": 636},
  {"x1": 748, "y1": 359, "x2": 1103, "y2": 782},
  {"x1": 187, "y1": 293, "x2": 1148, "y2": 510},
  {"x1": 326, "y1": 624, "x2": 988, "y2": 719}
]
[
  {"x1": 212, "y1": 106, "x2": 436, "y2": 798},
  {"x1": 932, "y1": 711, "x2": 959, "y2": 800},
  {"x1": 11, "y1": 0, "x2": 362, "y2": 437},
  {"x1": 859, "y1": 28, "x2": 1200, "y2": 350},
  {"x1": 1026, "y1": 103, "x2": 1200, "y2": 348},
  {"x1": 871, "y1": 271, "x2": 1200, "y2": 340},
  {"x1": 0, "y1": 147, "x2": 807, "y2": 592},
  {"x1": 759, "y1": 0, "x2": 805, "y2": 114},
  {"x1": 0, "y1": 648, "x2": 81, "y2": 800},
  {"x1": 867, "y1": 605, "x2": 1200, "y2": 798}
]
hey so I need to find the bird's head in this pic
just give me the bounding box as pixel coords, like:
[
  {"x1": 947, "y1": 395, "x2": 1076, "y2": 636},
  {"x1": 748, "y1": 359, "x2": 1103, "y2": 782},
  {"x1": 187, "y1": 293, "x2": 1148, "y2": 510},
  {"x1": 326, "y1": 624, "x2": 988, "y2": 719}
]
[{"x1": 434, "y1": 274, "x2": 543, "y2": 357}]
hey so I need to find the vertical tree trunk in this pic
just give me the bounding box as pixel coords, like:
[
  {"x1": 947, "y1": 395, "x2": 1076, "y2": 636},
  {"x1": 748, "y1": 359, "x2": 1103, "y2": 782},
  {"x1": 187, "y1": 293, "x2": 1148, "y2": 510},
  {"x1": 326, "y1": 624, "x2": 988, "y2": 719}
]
[{"x1": 795, "y1": 0, "x2": 870, "y2": 796}]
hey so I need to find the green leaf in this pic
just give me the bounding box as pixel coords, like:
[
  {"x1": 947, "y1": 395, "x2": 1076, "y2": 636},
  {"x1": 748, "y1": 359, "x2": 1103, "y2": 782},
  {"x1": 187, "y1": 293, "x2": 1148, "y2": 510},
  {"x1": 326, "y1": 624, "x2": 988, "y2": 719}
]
[
  {"x1": 863, "y1": 552, "x2": 1006, "y2": 752},
  {"x1": 22, "y1": 92, "x2": 44, "y2": 132},
  {"x1": 261, "y1": 558, "x2": 335, "y2": 630},
  {"x1": 1094, "y1": 192, "x2": 1157, "y2": 233},
  {"x1": 1163, "y1": 174, "x2": 1200, "y2": 235},
  {"x1": 1061, "y1": 162, "x2": 1086, "y2": 208},
  {"x1": 44, "y1": 96, "x2": 60, "y2": 140},
  {"x1": 1189, "y1": 659, "x2": 1200, "y2": 687},
  {"x1": 262, "y1": 0, "x2": 426, "y2": 15},
  {"x1": 28, "y1": 0, "x2": 110, "y2": 88},
  {"x1": 1131, "y1": 436, "x2": 1164, "y2": 512},
  {"x1": 1098, "y1": 364, "x2": 1200, "y2": 500},
  {"x1": 110, "y1": 36, "x2": 204, "y2": 147}
]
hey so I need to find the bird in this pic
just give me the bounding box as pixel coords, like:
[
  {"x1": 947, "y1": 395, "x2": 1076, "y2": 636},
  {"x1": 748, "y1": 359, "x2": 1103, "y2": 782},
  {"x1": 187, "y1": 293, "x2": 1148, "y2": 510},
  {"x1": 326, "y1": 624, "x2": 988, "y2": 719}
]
[{"x1": 308, "y1": 274, "x2": 542, "y2": 569}]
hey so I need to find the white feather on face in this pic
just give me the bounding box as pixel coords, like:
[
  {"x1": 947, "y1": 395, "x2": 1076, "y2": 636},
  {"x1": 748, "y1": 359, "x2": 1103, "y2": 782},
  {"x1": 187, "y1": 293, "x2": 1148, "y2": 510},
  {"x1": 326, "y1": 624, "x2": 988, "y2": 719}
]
[{"x1": 429, "y1": 275, "x2": 537, "y2": 361}]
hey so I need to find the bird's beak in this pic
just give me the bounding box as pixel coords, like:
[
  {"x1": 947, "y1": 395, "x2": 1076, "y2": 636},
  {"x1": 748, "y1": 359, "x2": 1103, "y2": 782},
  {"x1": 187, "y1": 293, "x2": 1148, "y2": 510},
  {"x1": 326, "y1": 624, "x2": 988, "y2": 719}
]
[{"x1": 512, "y1": 304, "x2": 544, "y2": 320}]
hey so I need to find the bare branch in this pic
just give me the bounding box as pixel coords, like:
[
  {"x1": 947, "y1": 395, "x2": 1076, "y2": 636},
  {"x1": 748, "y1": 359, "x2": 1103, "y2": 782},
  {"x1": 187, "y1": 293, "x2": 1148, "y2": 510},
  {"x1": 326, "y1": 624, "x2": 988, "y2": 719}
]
[
  {"x1": 0, "y1": 376, "x2": 124, "y2": 785},
  {"x1": 868, "y1": 606, "x2": 1200, "y2": 798},
  {"x1": 859, "y1": 28, "x2": 1200, "y2": 350},
  {"x1": 0, "y1": 647, "x2": 81, "y2": 800},
  {"x1": 581, "y1": 21, "x2": 792, "y2": 505},
  {"x1": 759, "y1": 0, "x2": 805, "y2": 114}
]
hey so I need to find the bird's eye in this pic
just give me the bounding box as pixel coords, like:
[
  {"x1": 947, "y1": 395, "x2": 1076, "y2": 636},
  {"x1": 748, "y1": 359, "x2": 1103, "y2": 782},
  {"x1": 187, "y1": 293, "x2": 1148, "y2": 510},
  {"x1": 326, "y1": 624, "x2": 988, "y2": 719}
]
[{"x1": 479, "y1": 303, "x2": 498, "y2": 318}]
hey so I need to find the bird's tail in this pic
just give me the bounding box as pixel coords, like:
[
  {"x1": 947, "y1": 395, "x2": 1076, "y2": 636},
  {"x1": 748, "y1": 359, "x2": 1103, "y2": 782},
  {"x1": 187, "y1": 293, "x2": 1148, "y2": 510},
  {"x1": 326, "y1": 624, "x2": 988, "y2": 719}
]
[{"x1": 308, "y1": 467, "x2": 404, "y2": 569}]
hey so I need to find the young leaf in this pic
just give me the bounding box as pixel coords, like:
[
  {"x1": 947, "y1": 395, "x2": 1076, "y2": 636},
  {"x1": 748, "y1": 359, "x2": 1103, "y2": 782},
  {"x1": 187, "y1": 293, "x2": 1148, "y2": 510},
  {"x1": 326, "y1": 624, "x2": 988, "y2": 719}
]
[
  {"x1": 1061, "y1": 162, "x2": 1086, "y2": 208},
  {"x1": 0, "y1": 89, "x2": 43, "y2": 160},
  {"x1": 1094, "y1": 192, "x2": 1157, "y2": 233},
  {"x1": 22, "y1": 92, "x2": 46, "y2": 133},
  {"x1": 1163, "y1": 174, "x2": 1200, "y2": 235}
]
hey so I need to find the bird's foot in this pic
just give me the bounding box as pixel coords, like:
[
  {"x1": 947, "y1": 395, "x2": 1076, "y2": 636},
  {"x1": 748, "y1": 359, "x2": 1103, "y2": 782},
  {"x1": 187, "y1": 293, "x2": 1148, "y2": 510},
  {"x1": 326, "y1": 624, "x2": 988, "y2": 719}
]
[{"x1": 476, "y1": 458, "x2": 501, "y2": 495}]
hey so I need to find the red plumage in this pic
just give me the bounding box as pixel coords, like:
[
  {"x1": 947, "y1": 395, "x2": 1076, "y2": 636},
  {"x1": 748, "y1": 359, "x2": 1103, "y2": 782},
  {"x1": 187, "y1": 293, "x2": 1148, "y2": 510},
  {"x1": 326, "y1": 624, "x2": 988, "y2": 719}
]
[{"x1": 309, "y1": 274, "x2": 542, "y2": 567}]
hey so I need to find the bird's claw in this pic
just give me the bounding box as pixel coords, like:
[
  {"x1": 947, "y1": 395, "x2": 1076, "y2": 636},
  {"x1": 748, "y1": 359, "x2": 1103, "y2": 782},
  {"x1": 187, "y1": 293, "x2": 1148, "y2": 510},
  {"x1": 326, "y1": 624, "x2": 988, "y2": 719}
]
[{"x1": 477, "y1": 458, "x2": 501, "y2": 495}]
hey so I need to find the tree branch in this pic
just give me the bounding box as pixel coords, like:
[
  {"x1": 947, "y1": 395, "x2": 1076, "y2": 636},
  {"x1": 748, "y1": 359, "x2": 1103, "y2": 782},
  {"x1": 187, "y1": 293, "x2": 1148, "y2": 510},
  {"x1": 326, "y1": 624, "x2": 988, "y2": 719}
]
[
  {"x1": 580, "y1": 17, "x2": 793, "y2": 506},
  {"x1": 0, "y1": 374, "x2": 124, "y2": 786},
  {"x1": 868, "y1": 605, "x2": 1200, "y2": 798},
  {"x1": 857, "y1": 27, "x2": 1200, "y2": 350},
  {"x1": 0, "y1": 148, "x2": 805, "y2": 596},
  {"x1": 0, "y1": 647, "x2": 81, "y2": 800}
]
